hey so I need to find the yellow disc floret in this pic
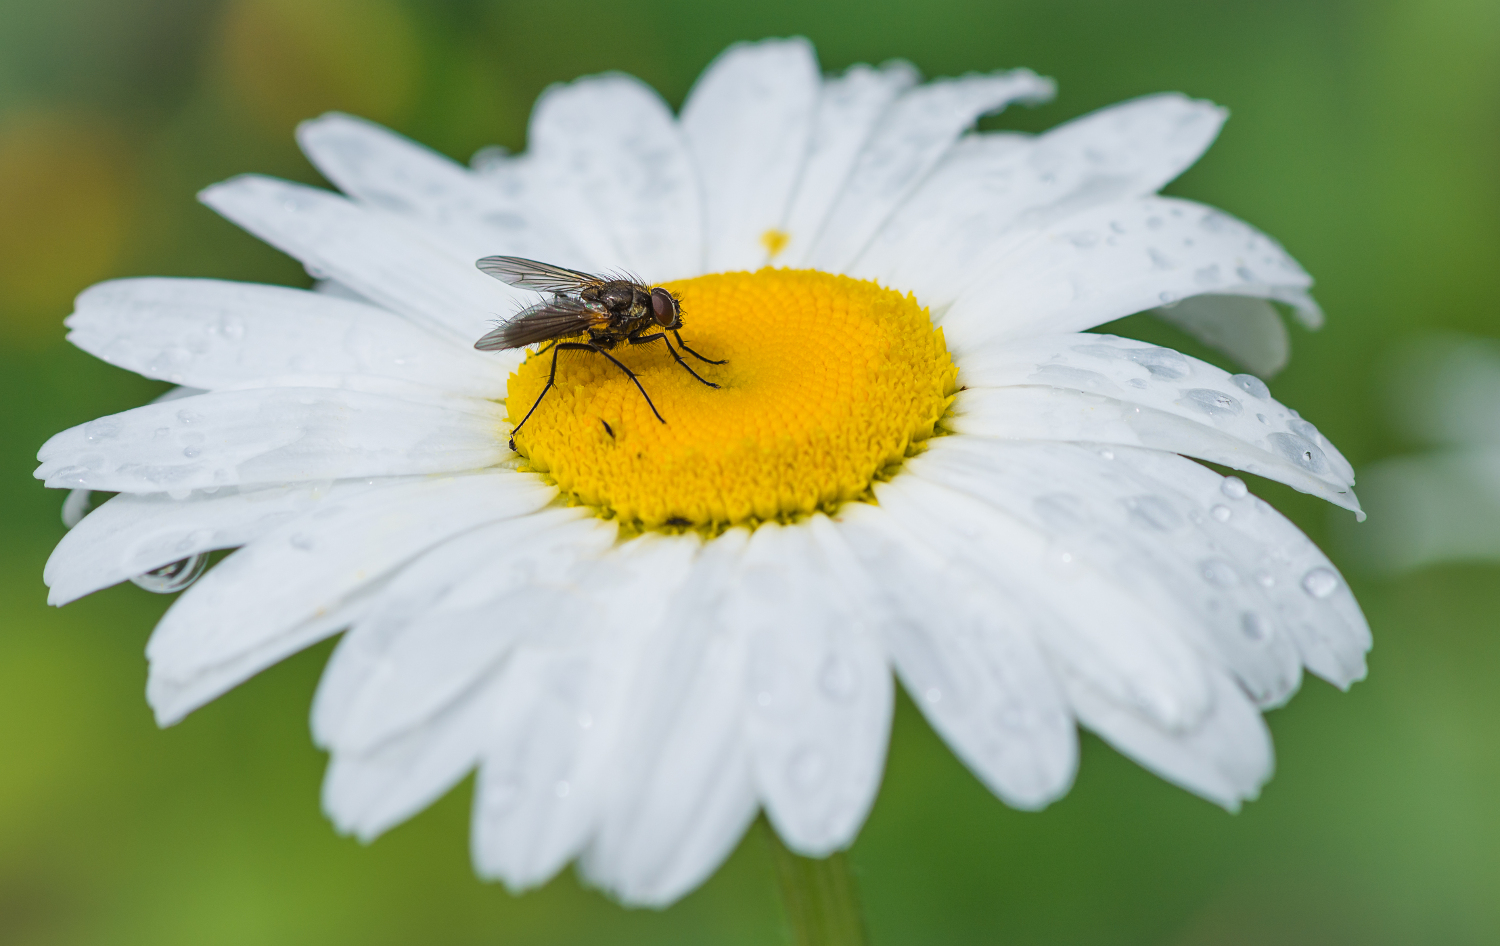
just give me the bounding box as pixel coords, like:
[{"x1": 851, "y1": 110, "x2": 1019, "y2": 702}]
[{"x1": 504, "y1": 268, "x2": 957, "y2": 531}]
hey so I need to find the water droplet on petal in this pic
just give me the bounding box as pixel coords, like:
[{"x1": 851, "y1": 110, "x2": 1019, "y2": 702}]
[
  {"x1": 84, "y1": 419, "x2": 121, "y2": 442},
  {"x1": 1126, "y1": 347, "x2": 1189, "y2": 380},
  {"x1": 1255, "y1": 570, "x2": 1276, "y2": 588},
  {"x1": 1221, "y1": 476, "x2": 1249, "y2": 499},
  {"x1": 130, "y1": 554, "x2": 209, "y2": 593},
  {"x1": 61, "y1": 488, "x2": 94, "y2": 528},
  {"x1": 182, "y1": 445, "x2": 201, "y2": 458},
  {"x1": 1211, "y1": 504, "x2": 1232, "y2": 522},
  {"x1": 289, "y1": 533, "x2": 314, "y2": 550},
  {"x1": 1232, "y1": 374, "x2": 1270, "y2": 399},
  {"x1": 1240, "y1": 612, "x2": 1270, "y2": 641},
  {"x1": 1302, "y1": 567, "x2": 1339, "y2": 599},
  {"x1": 577, "y1": 712, "x2": 593, "y2": 730},
  {"x1": 1182, "y1": 388, "x2": 1242, "y2": 420},
  {"x1": 554, "y1": 780, "x2": 571, "y2": 799},
  {"x1": 1267, "y1": 432, "x2": 1329, "y2": 473},
  {"x1": 176, "y1": 409, "x2": 204, "y2": 425},
  {"x1": 924, "y1": 687, "x2": 943, "y2": 704}
]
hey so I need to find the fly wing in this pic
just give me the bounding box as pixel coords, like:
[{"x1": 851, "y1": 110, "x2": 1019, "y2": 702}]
[
  {"x1": 475, "y1": 256, "x2": 603, "y2": 294},
  {"x1": 473, "y1": 297, "x2": 597, "y2": 351}
]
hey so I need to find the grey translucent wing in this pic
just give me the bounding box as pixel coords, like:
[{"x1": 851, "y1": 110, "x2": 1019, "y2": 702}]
[
  {"x1": 474, "y1": 297, "x2": 596, "y2": 351},
  {"x1": 476, "y1": 256, "x2": 603, "y2": 294}
]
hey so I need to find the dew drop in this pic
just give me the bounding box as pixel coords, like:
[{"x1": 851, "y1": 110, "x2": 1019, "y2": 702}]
[
  {"x1": 1255, "y1": 570, "x2": 1276, "y2": 588},
  {"x1": 289, "y1": 533, "x2": 314, "y2": 550},
  {"x1": 1211, "y1": 504, "x2": 1232, "y2": 522},
  {"x1": 182, "y1": 445, "x2": 201, "y2": 459},
  {"x1": 1240, "y1": 612, "x2": 1270, "y2": 642},
  {"x1": 756, "y1": 690, "x2": 773, "y2": 708},
  {"x1": 1231, "y1": 373, "x2": 1270, "y2": 399},
  {"x1": 176, "y1": 409, "x2": 204, "y2": 425},
  {"x1": 924, "y1": 687, "x2": 943, "y2": 704},
  {"x1": 1182, "y1": 388, "x2": 1242, "y2": 420},
  {"x1": 84, "y1": 418, "x2": 121, "y2": 442},
  {"x1": 554, "y1": 780, "x2": 571, "y2": 799},
  {"x1": 577, "y1": 712, "x2": 594, "y2": 730},
  {"x1": 1302, "y1": 567, "x2": 1339, "y2": 599},
  {"x1": 1221, "y1": 476, "x2": 1249, "y2": 499},
  {"x1": 1267, "y1": 432, "x2": 1329, "y2": 473},
  {"x1": 1126, "y1": 346, "x2": 1189, "y2": 380},
  {"x1": 130, "y1": 554, "x2": 209, "y2": 594},
  {"x1": 1098, "y1": 448, "x2": 1115, "y2": 460}
]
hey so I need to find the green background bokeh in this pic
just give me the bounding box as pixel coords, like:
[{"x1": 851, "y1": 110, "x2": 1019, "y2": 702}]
[{"x1": 2, "y1": 0, "x2": 1497, "y2": 943}]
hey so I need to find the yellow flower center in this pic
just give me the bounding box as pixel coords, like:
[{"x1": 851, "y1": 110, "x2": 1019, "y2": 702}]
[{"x1": 504, "y1": 268, "x2": 957, "y2": 531}]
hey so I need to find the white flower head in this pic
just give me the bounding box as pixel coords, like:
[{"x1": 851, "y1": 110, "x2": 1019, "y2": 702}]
[{"x1": 39, "y1": 38, "x2": 1370, "y2": 906}]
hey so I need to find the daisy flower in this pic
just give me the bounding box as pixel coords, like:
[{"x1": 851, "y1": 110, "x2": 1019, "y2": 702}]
[{"x1": 39, "y1": 37, "x2": 1369, "y2": 906}]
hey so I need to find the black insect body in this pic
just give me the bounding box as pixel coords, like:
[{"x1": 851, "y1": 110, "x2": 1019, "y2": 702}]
[{"x1": 474, "y1": 256, "x2": 725, "y2": 449}]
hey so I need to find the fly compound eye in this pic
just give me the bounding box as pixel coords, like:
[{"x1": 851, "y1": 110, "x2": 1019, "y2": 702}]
[{"x1": 651, "y1": 287, "x2": 678, "y2": 327}]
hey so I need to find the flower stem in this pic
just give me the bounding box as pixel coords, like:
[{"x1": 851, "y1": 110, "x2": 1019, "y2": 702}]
[{"x1": 761, "y1": 819, "x2": 871, "y2": 946}]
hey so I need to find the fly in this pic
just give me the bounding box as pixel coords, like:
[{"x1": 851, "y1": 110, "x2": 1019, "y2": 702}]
[{"x1": 473, "y1": 256, "x2": 725, "y2": 449}]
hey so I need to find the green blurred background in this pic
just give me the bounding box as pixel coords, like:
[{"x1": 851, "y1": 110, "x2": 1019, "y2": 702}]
[{"x1": 2, "y1": 0, "x2": 1497, "y2": 943}]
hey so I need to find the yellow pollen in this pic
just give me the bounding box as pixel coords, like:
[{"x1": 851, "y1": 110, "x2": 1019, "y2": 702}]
[
  {"x1": 504, "y1": 268, "x2": 957, "y2": 531},
  {"x1": 760, "y1": 228, "x2": 791, "y2": 258}
]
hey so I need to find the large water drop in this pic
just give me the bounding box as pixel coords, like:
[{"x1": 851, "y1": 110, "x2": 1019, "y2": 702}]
[{"x1": 130, "y1": 554, "x2": 209, "y2": 593}]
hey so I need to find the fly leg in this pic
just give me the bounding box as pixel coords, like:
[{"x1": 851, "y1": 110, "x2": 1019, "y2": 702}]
[
  {"x1": 630, "y1": 333, "x2": 720, "y2": 388},
  {"x1": 506, "y1": 341, "x2": 571, "y2": 449},
  {"x1": 671, "y1": 329, "x2": 727, "y2": 365},
  {"x1": 568, "y1": 342, "x2": 667, "y2": 424}
]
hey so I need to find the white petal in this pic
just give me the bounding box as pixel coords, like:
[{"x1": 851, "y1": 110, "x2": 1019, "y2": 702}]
[
  {"x1": 872, "y1": 475, "x2": 1213, "y2": 732},
  {"x1": 777, "y1": 61, "x2": 919, "y2": 268},
  {"x1": 1110, "y1": 447, "x2": 1370, "y2": 689},
  {"x1": 1064, "y1": 662, "x2": 1272, "y2": 810},
  {"x1": 470, "y1": 647, "x2": 598, "y2": 889},
  {"x1": 323, "y1": 678, "x2": 496, "y2": 841},
  {"x1": 526, "y1": 73, "x2": 700, "y2": 280},
  {"x1": 857, "y1": 93, "x2": 1226, "y2": 303},
  {"x1": 679, "y1": 37, "x2": 821, "y2": 273},
  {"x1": 296, "y1": 112, "x2": 576, "y2": 263},
  {"x1": 199, "y1": 175, "x2": 529, "y2": 345},
  {"x1": 37, "y1": 387, "x2": 509, "y2": 493},
  {"x1": 939, "y1": 196, "x2": 1318, "y2": 348},
  {"x1": 582, "y1": 531, "x2": 758, "y2": 907},
  {"x1": 145, "y1": 473, "x2": 554, "y2": 724},
  {"x1": 957, "y1": 332, "x2": 1356, "y2": 497},
  {"x1": 1153, "y1": 294, "x2": 1290, "y2": 378},
  {"x1": 828, "y1": 504, "x2": 1076, "y2": 809},
  {"x1": 802, "y1": 69, "x2": 1055, "y2": 273},
  {"x1": 731, "y1": 519, "x2": 891, "y2": 856},
  {"x1": 473, "y1": 534, "x2": 699, "y2": 892},
  {"x1": 915, "y1": 438, "x2": 1305, "y2": 707},
  {"x1": 66, "y1": 277, "x2": 504, "y2": 397},
  {"x1": 950, "y1": 391, "x2": 1357, "y2": 517},
  {"x1": 313, "y1": 510, "x2": 615, "y2": 754},
  {"x1": 45, "y1": 478, "x2": 405, "y2": 606}
]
